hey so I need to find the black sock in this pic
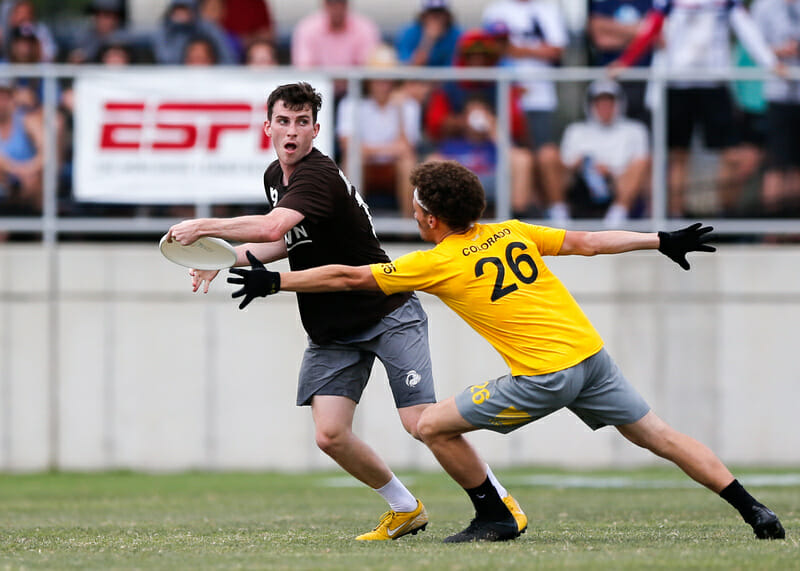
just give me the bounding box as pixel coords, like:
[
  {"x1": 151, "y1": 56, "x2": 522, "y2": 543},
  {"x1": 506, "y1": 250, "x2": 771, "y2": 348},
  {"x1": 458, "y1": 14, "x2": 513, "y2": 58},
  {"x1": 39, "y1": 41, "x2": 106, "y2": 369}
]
[
  {"x1": 465, "y1": 477, "x2": 511, "y2": 521},
  {"x1": 719, "y1": 479, "x2": 762, "y2": 523}
]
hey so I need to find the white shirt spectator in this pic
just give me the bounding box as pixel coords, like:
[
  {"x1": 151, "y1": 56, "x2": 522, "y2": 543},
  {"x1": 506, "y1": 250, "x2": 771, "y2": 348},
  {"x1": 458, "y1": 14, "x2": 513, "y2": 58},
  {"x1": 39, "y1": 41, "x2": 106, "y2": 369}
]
[
  {"x1": 561, "y1": 111, "x2": 649, "y2": 178},
  {"x1": 336, "y1": 95, "x2": 421, "y2": 163},
  {"x1": 654, "y1": 0, "x2": 776, "y2": 87},
  {"x1": 482, "y1": 0, "x2": 569, "y2": 111}
]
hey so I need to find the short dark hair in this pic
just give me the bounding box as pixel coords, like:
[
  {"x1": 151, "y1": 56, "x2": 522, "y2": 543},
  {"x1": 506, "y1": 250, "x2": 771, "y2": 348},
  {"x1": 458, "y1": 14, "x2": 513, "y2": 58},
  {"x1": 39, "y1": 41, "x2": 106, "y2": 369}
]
[
  {"x1": 411, "y1": 160, "x2": 485, "y2": 230},
  {"x1": 266, "y1": 82, "x2": 323, "y2": 123},
  {"x1": 182, "y1": 34, "x2": 219, "y2": 64}
]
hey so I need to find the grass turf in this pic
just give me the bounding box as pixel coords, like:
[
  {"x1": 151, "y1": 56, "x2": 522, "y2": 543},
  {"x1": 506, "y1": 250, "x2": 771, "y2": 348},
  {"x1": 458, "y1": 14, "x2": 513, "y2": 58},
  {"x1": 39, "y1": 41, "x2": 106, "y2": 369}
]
[{"x1": 0, "y1": 468, "x2": 797, "y2": 570}]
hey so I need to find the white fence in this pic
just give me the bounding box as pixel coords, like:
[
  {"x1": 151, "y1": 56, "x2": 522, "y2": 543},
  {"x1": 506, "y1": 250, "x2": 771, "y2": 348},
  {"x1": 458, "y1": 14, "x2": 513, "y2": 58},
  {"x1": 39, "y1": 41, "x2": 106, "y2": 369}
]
[{"x1": 1, "y1": 242, "x2": 798, "y2": 472}]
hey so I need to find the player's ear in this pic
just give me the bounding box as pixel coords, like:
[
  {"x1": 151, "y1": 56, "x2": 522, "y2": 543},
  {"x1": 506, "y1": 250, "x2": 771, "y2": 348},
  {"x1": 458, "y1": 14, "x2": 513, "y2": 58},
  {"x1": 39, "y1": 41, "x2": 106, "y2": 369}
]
[
  {"x1": 263, "y1": 120, "x2": 271, "y2": 137},
  {"x1": 313, "y1": 123, "x2": 320, "y2": 138}
]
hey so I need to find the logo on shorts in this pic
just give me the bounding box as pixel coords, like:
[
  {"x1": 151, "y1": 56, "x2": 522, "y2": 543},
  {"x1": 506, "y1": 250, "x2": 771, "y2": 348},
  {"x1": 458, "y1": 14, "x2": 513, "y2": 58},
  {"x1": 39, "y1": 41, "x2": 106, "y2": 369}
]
[{"x1": 405, "y1": 370, "x2": 421, "y2": 388}]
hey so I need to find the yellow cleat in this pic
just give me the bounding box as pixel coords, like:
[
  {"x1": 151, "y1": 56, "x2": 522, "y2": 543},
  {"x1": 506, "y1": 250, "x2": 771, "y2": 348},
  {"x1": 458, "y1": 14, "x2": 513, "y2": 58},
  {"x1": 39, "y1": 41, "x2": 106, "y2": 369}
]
[
  {"x1": 355, "y1": 499, "x2": 428, "y2": 541},
  {"x1": 502, "y1": 495, "x2": 528, "y2": 535}
]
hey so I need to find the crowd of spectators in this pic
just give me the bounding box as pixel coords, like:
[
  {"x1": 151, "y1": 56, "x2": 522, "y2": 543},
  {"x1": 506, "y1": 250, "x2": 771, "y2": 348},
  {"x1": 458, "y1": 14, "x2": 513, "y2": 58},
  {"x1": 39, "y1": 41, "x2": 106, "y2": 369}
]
[{"x1": 0, "y1": 0, "x2": 798, "y2": 238}]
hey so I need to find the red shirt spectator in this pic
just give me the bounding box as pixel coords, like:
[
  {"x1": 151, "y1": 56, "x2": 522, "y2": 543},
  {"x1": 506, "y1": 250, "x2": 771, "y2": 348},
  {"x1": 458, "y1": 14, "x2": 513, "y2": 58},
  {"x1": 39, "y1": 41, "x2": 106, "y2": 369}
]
[
  {"x1": 222, "y1": 0, "x2": 274, "y2": 43},
  {"x1": 425, "y1": 30, "x2": 526, "y2": 144}
]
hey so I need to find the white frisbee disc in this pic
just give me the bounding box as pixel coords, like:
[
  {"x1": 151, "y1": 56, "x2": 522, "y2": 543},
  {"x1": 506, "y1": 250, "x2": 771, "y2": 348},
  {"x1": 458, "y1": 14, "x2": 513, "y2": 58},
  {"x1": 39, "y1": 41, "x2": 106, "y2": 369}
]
[{"x1": 159, "y1": 235, "x2": 237, "y2": 270}]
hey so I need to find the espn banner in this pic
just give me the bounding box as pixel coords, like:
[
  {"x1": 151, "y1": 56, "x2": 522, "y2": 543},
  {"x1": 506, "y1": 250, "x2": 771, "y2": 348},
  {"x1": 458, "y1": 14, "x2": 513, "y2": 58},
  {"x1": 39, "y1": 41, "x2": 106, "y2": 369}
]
[{"x1": 74, "y1": 71, "x2": 334, "y2": 203}]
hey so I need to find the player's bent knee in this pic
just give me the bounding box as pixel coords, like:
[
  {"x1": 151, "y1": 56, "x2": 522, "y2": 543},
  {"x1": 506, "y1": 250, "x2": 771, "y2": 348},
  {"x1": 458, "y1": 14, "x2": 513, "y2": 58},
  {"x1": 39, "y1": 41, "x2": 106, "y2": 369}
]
[
  {"x1": 314, "y1": 427, "x2": 350, "y2": 455},
  {"x1": 416, "y1": 408, "x2": 446, "y2": 445},
  {"x1": 399, "y1": 403, "x2": 431, "y2": 441}
]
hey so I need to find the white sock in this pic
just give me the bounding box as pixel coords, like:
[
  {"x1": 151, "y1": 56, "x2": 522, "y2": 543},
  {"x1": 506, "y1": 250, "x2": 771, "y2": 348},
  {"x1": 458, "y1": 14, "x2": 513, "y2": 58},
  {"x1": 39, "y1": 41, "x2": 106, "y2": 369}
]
[
  {"x1": 375, "y1": 474, "x2": 418, "y2": 513},
  {"x1": 486, "y1": 466, "x2": 508, "y2": 498}
]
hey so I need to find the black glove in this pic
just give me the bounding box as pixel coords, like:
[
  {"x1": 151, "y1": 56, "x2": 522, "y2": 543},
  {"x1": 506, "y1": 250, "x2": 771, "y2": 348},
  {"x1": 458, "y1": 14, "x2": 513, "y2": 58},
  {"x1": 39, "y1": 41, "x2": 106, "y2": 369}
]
[
  {"x1": 657, "y1": 222, "x2": 716, "y2": 270},
  {"x1": 227, "y1": 250, "x2": 281, "y2": 309}
]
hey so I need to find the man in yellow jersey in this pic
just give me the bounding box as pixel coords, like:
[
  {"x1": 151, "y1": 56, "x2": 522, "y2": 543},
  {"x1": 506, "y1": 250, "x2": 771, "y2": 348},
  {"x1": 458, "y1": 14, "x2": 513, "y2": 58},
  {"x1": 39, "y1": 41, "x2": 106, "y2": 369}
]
[{"x1": 227, "y1": 160, "x2": 785, "y2": 543}]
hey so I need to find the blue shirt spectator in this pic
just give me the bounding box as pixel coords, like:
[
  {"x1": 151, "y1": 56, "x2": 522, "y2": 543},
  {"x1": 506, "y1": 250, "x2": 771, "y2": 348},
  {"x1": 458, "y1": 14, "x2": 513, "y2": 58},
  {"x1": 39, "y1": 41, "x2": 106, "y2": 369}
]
[{"x1": 395, "y1": 0, "x2": 461, "y2": 66}]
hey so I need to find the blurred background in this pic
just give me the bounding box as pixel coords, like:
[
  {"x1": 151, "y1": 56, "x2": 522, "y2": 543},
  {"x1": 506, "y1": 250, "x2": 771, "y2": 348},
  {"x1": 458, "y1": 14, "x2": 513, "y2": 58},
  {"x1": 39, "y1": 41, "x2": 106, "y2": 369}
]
[{"x1": 0, "y1": 0, "x2": 798, "y2": 473}]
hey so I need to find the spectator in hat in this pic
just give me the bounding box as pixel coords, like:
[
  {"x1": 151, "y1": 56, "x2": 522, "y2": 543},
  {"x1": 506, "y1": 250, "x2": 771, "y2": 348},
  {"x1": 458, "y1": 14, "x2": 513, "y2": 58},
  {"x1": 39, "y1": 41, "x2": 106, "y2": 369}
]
[
  {"x1": 560, "y1": 79, "x2": 650, "y2": 226},
  {"x1": 0, "y1": 0, "x2": 57, "y2": 62},
  {"x1": 2, "y1": 23, "x2": 48, "y2": 110},
  {"x1": 67, "y1": 0, "x2": 129, "y2": 64},
  {"x1": 423, "y1": 28, "x2": 536, "y2": 217},
  {"x1": 151, "y1": 0, "x2": 237, "y2": 65},
  {"x1": 395, "y1": 0, "x2": 462, "y2": 67},
  {"x1": 4, "y1": 21, "x2": 40, "y2": 63}
]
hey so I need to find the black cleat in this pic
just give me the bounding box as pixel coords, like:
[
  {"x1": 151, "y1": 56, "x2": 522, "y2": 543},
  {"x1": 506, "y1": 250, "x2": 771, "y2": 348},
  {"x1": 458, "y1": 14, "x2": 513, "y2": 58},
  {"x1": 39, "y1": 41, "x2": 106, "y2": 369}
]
[
  {"x1": 443, "y1": 517, "x2": 521, "y2": 543},
  {"x1": 749, "y1": 505, "x2": 786, "y2": 540}
]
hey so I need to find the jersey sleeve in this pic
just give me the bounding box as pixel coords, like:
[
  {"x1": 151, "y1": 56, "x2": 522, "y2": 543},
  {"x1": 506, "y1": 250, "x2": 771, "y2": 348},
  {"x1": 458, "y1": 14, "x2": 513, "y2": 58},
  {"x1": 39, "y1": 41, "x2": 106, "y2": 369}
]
[
  {"x1": 369, "y1": 250, "x2": 442, "y2": 296},
  {"x1": 513, "y1": 221, "x2": 566, "y2": 256}
]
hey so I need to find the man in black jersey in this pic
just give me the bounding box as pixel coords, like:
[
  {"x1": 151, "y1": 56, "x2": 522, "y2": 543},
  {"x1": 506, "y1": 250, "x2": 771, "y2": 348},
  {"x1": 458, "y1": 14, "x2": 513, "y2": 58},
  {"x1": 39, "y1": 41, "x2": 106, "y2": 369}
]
[{"x1": 166, "y1": 82, "x2": 526, "y2": 541}]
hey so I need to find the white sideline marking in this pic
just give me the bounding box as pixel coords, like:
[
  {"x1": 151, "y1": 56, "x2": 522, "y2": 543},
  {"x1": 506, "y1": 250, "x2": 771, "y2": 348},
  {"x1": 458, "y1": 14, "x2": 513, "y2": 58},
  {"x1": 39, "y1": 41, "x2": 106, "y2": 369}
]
[{"x1": 320, "y1": 473, "x2": 800, "y2": 489}]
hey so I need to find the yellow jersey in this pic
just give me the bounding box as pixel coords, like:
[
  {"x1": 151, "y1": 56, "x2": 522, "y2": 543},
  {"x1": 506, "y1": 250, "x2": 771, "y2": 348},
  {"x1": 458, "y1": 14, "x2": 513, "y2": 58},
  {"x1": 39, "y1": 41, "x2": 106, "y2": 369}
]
[{"x1": 370, "y1": 220, "x2": 604, "y2": 376}]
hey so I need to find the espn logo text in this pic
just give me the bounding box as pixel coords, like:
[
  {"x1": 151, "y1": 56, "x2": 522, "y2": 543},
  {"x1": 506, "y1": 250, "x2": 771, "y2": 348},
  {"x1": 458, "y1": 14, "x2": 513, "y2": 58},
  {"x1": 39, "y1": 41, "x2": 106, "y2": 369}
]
[{"x1": 99, "y1": 101, "x2": 270, "y2": 151}]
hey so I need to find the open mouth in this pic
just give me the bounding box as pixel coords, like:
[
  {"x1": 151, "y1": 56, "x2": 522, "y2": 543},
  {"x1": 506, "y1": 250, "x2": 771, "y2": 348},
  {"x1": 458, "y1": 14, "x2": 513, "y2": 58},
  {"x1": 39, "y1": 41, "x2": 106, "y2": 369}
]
[{"x1": 284, "y1": 142, "x2": 297, "y2": 152}]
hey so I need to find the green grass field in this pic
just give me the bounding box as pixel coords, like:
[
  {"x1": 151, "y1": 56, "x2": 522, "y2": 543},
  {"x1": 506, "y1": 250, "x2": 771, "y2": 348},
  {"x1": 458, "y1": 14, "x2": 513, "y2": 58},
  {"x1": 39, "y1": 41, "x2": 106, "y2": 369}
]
[{"x1": 1, "y1": 468, "x2": 797, "y2": 570}]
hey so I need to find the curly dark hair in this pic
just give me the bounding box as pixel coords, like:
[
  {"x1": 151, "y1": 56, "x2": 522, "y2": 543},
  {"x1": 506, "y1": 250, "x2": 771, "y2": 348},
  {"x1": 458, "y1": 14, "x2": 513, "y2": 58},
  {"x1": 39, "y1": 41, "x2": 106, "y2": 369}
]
[
  {"x1": 267, "y1": 82, "x2": 323, "y2": 123},
  {"x1": 410, "y1": 160, "x2": 486, "y2": 230}
]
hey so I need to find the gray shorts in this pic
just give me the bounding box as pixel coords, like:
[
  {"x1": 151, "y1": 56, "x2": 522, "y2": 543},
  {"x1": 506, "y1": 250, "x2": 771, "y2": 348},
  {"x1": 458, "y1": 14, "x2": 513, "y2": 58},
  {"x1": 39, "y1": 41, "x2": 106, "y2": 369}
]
[
  {"x1": 524, "y1": 110, "x2": 558, "y2": 150},
  {"x1": 454, "y1": 348, "x2": 650, "y2": 433},
  {"x1": 296, "y1": 295, "x2": 436, "y2": 408}
]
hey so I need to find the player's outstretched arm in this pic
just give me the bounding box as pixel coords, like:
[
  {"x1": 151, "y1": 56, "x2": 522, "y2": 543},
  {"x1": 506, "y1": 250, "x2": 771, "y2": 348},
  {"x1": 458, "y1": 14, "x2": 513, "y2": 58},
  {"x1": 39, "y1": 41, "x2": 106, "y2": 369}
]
[
  {"x1": 560, "y1": 229, "x2": 660, "y2": 256},
  {"x1": 226, "y1": 252, "x2": 379, "y2": 309},
  {"x1": 279, "y1": 264, "x2": 379, "y2": 293},
  {"x1": 232, "y1": 241, "x2": 287, "y2": 267},
  {"x1": 559, "y1": 223, "x2": 715, "y2": 270},
  {"x1": 167, "y1": 207, "x2": 304, "y2": 246}
]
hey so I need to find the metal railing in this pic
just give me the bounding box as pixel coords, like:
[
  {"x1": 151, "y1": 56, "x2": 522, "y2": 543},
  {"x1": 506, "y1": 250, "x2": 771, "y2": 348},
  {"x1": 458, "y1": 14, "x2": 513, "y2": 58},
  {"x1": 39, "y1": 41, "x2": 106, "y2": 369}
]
[{"x1": 1, "y1": 63, "x2": 800, "y2": 247}]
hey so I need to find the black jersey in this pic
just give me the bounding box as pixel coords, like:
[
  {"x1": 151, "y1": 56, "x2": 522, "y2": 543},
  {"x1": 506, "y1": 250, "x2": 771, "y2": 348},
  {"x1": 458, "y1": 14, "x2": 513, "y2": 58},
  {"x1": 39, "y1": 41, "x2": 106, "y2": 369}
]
[{"x1": 263, "y1": 148, "x2": 411, "y2": 344}]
